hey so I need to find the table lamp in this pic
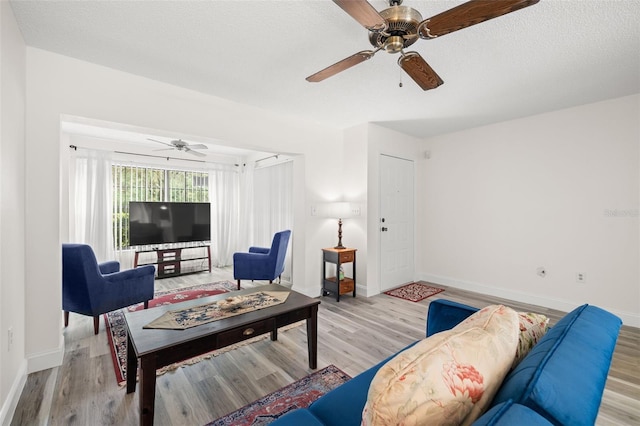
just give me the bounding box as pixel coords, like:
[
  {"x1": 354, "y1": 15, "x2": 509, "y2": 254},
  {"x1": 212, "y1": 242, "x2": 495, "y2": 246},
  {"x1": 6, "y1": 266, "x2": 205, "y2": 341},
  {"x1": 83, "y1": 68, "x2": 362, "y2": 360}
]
[{"x1": 325, "y1": 202, "x2": 353, "y2": 249}]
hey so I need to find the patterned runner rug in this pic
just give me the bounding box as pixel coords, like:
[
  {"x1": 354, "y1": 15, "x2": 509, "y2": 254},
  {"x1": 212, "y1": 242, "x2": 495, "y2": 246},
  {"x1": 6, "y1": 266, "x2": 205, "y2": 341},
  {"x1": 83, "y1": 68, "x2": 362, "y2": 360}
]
[
  {"x1": 383, "y1": 282, "x2": 445, "y2": 302},
  {"x1": 105, "y1": 281, "x2": 301, "y2": 386},
  {"x1": 206, "y1": 365, "x2": 351, "y2": 426},
  {"x1": 144, "y1": 291, "x2": 290, "y2": 329}
]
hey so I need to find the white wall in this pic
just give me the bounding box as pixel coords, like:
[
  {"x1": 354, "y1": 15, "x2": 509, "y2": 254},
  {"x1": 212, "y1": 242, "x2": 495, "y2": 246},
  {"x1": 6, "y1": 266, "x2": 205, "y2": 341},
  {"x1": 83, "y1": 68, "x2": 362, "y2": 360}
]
[
  {"x1": 24, "y1": 48, "x2": 345, "y2": 372},
  {"x1": 0, "y1": 0, "x2": 27, "y2": 422},
  {"x1": 418, "y1": 95, "x2": 640, "y2": 326},
  {"x1": 339, "y1": 124, "x2": 368, "y2": 293}
]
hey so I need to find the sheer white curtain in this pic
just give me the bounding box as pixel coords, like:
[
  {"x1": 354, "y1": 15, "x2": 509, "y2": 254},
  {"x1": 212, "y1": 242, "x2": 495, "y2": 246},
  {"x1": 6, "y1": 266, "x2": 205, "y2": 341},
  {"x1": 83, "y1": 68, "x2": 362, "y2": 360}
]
[
  {"x1": 252, "y1": 160, "x2": 294, "y2": 281},
  {"x1": 69, "y1": 149, "x2": 114, "y2": 262},
  {"x1": 208, "y1": 166, "x2": 241, "y2": 266},
  {"x1": 238, "y1": 162, "x2": 255, "y2": 252}
]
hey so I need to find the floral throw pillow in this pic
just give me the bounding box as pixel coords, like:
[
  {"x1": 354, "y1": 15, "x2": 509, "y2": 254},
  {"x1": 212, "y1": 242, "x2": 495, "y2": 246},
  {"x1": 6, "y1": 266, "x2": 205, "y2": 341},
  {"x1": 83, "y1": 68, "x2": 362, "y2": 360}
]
[
  {"x1": 362, "y1": 305, "x2": 520, "y2": 426},
  {"x1": 513, "y1": 312, "x2": 550, "y2": 368}
]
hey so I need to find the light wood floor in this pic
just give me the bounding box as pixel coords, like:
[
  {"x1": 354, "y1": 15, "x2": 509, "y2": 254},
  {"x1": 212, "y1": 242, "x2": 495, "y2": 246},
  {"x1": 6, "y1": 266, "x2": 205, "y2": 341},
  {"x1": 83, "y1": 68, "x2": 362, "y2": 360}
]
[{"x1": 11, "y1": 268, "x2": 640, "y2": 425}]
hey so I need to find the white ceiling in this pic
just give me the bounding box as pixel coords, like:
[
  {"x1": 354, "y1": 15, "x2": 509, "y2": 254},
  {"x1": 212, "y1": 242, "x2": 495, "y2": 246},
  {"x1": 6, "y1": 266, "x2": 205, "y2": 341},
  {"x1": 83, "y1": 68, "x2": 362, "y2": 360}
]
[{"x1": 9, "y1": 0, "x2": 640, "y2": 139}]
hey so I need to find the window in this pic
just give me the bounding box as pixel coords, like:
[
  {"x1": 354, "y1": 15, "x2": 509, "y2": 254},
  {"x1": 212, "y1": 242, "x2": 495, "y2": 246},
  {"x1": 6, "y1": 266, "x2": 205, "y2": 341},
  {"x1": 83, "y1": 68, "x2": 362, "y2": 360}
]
[
  {"x1": 168, "y1": 170, "x2": 209, "y2": 202},
  {"x1": 112, "y1": 165, "x2": 209, "y2": 249}
]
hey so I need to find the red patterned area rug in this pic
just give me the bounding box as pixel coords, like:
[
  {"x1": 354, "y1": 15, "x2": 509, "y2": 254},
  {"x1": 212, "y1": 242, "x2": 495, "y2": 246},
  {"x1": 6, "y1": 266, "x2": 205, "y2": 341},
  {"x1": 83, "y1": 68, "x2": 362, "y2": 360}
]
[
  {"x1": 206, "y1": 365, "x2": 351, "y2": 426},
  {"x1": 105, "y1": 281, "x2": 241, "y2": 386},
  {"x1": 383, "y1": 282, "x2": 445, "y2": 302}
]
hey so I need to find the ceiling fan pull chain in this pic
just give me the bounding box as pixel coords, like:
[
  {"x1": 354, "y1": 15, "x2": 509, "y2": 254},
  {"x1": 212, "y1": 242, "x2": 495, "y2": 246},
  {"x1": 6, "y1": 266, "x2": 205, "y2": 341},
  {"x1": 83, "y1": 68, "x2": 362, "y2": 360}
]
[{"x1": 399, "y1": 50, "x2": 405, "y2": 88}]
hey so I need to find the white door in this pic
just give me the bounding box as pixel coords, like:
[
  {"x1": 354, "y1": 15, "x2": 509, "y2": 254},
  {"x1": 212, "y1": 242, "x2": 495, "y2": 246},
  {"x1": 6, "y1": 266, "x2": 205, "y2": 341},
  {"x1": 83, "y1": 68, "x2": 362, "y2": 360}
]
[{"x1": 380, "y1": 154, "x2": 415, "y2": 290}]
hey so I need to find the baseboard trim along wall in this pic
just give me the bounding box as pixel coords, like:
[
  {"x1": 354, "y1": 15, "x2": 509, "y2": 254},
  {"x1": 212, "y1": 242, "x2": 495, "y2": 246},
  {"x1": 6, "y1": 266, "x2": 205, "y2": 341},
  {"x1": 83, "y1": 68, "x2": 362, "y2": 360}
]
[
  {"x1": 420, "y1": 273, "x2": 640, "y2": 328},
  {"x1": 290, "y1": 283, "x2": 320, "y2": 299},
  {"x1": 27, "y1": 344, "x2": 64, "y2": 374},
  {"x1": 0, "y1": 360, "x2": 27, "y2": 426}
]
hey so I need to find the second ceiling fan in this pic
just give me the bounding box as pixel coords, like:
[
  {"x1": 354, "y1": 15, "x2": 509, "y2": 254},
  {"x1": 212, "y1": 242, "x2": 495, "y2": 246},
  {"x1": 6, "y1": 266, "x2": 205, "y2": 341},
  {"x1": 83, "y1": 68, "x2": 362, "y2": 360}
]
[
  {"x1": 148, "y1": 138, "x2": 208, "y2": 157},
  {"x1": 307, "y1": 0, "x2": 540, "y2": 90}
]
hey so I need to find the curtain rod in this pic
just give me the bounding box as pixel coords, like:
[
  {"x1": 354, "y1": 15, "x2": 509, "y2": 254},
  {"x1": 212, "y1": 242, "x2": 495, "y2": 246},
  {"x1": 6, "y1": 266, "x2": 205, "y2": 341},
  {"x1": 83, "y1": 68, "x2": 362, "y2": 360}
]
[
  {"x1": 69, "y1": 145, "x2": 240, "y2": 167},
  {"x1": 255, "y1": 154, "x2": 279, "y2": 163}
]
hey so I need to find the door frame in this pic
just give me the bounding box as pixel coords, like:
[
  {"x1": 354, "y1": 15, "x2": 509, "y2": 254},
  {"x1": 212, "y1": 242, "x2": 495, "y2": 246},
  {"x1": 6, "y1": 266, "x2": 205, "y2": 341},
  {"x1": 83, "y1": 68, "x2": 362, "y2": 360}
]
[{"x1": 378, "y1": 153, "x2": 415, "y2": 292}]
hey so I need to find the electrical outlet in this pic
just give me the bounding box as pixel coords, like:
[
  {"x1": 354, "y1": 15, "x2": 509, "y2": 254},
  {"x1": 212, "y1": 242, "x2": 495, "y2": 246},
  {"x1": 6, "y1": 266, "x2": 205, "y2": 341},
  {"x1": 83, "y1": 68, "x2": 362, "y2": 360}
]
[
  {"x1": 7, "y1": 327, "x2": 13, "y2": 351},
  {"x1": 576, "y1": 272, "x2": 586, "y2": 283},
  {"x1": 351, "y1": 206, "x2": 361, "y2": 216}
]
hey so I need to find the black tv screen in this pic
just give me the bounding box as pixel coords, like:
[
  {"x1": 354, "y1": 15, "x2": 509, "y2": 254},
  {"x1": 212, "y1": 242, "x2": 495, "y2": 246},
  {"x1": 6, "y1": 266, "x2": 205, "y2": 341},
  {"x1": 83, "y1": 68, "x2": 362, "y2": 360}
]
[{"x1": 129, "y1": 202, "x2": 211, "y2": 246}]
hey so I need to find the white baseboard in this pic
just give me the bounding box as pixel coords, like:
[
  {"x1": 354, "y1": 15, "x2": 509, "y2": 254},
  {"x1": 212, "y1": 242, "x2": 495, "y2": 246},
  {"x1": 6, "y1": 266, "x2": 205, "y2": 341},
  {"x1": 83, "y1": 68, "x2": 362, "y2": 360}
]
[
  {"x1": 420, "y1": 273, "x2": 640, "y2": 328},
  {"x1": 0, "y1": 359, "x2": 27, "y2": 426},
  {"x1": 356, "y1": 283, "x2": 375, "y2": 298},
  {"x1": 26, "y1": 344, "x2": 64, "y2": 374},
  {"x1": 291, "y1": 283, "x2": 321, "y2": 299}
]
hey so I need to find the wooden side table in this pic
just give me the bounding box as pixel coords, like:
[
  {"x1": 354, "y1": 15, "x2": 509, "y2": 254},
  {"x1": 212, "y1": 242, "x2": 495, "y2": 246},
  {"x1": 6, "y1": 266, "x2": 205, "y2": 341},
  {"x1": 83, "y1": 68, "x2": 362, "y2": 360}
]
[{"x1": 322, "y1": 248, "x2": 356, "y2": 302}]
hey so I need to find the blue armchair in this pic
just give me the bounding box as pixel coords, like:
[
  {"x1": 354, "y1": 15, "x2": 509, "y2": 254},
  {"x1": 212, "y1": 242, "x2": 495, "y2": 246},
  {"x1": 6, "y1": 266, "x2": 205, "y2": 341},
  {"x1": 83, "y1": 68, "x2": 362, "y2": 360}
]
[
  {"x1": 233, "y1": 230, "x2": 291, "y2": 290},
  {"x1": 62, "y1": 243, "x2": 156, "y2": 334}
]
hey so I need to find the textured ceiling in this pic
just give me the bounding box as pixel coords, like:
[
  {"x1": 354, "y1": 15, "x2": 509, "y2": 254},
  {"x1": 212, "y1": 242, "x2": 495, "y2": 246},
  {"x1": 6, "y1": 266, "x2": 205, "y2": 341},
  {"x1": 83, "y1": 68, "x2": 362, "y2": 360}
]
[{"x1": 9, "y1": 0, "x2": 640, "y2": 139}]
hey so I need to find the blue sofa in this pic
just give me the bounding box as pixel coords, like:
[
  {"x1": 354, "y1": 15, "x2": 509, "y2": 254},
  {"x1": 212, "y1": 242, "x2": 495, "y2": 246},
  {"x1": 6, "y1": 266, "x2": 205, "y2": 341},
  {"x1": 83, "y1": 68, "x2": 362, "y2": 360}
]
[{"x1": 272, "y1": 299, "x2": 622, "y2": 425}]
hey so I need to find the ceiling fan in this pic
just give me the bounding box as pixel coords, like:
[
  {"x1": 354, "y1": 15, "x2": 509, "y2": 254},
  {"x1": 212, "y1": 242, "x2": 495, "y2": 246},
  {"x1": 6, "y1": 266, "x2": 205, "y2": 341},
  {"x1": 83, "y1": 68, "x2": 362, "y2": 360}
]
[
  {"x1": 148, "y1": 138, "x2": 208, "y2": 157},
  {"x1": 307, "y1": 0, "x2": 539, "y2": 90}
]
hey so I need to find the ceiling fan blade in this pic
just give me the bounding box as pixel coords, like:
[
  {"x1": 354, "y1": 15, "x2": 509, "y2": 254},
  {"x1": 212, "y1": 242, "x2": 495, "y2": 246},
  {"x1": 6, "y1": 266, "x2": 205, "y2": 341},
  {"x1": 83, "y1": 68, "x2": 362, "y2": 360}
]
[
  {"x1": 419, "y1": 0, "x2": 539, "y2": 39},
  {"x1": 333, "y1": 0, "x2": 387, "y2": 31},
  {"x1": 307, "y1": 50, "x2": 375, "y2": 83},
  {"x1": 398, "y1": 52, "x2": 444, "y2": 91},
  {"x1": 186, "y1": 143, "x2": 208, "y2": 150},
  {"x1": 185, "y1": 148, "x2": 206, "y2": 157},
  {"x1": 152, "y1": 148, "x2": 174, "y2": 152},
  {"x1": 148, "y1": 138, "x2": 173, "y2": 147}
]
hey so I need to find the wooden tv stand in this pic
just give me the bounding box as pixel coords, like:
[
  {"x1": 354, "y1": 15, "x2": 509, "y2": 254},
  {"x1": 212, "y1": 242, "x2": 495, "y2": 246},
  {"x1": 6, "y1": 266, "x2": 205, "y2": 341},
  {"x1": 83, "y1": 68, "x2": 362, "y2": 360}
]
[{"x1": 133, "y1": 246, "x2": 212, "y2": 278}]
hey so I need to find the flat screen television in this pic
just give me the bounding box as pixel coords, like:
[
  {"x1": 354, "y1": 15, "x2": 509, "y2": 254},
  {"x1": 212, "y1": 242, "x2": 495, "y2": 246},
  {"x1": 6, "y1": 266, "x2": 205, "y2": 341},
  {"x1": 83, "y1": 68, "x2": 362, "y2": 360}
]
[{"x1": 129, "y1": 202, "x2": 211, "y2": 246}]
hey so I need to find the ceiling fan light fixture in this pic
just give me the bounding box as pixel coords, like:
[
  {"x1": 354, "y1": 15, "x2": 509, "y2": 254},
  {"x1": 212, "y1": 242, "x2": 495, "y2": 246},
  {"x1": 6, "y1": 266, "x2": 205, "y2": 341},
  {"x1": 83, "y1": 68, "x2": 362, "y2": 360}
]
[{"x1": 383, "y1": 35, "x2": 404, "y2": 53}]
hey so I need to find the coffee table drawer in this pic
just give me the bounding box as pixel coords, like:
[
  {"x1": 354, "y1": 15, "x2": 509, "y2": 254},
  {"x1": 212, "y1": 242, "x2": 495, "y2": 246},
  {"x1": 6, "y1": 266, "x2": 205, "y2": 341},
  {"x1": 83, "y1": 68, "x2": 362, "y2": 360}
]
[{"x1": 217, "y1": 318, "x2": 275, "y2": 347}]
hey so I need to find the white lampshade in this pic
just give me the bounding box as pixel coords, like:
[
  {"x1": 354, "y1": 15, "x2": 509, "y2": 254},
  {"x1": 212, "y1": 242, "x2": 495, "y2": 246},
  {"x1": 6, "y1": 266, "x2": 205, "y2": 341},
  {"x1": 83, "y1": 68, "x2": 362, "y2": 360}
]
[
  {"x1": 324, "y1": 202, "x2": 354, "y2": 219},
  {"x1": 320, "y1": 201, "x2": 355, "y2": 249}
]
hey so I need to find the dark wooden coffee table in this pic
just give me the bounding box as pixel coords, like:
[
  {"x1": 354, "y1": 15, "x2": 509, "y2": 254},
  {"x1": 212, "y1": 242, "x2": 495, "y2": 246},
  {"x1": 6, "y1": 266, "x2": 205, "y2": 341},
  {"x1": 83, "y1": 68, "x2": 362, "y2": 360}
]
[{"x1": 124, "y1": 284, "x2": 320, "y2": 426}]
